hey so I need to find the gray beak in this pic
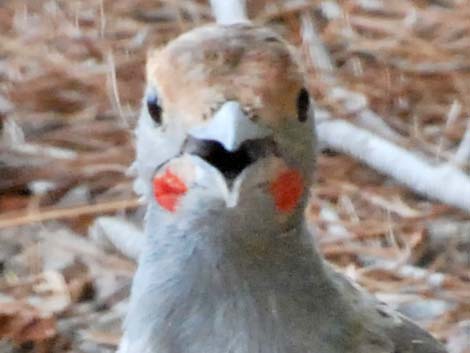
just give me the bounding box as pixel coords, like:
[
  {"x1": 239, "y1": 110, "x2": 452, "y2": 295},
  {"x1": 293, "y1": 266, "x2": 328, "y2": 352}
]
[{"x1": 188, "y1": 101, "x2": 272, "y2": 152}]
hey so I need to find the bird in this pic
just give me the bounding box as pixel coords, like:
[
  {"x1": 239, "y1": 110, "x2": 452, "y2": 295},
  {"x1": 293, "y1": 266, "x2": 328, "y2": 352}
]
[{"x1": 117, "y1": 10, "x2": 448, "y2": 353}]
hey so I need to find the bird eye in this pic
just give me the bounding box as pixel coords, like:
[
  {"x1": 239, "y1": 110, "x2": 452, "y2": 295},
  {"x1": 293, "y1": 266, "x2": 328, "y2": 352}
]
[
  {"x1": 147, "y1": 95, "x2": 162, "y2": 125},
  {"x1": 297, "y1": 88, "x2": 310, "y2": 123}
]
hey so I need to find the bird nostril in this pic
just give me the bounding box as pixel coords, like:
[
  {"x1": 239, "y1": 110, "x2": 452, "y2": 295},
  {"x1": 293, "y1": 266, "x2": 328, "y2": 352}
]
[{"x1": 183, "y1": 136, "x2": 270, "y2": 180}]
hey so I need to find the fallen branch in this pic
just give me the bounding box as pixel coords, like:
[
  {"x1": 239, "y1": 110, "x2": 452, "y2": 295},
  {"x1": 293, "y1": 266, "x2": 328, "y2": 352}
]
[
  {"x1": 0, "y1": 198, "x2": 142, "y2": 229},
  {"x1": 89, "y1": 216, "x2": 145, "y2": 260},
  {"x1": 316, "y1": 115, "x2": 470, "y2": 212},
  {"x1": 453, "y1": 118, "x2": 470, "y2": 168},
  {"x1": 209, "y1": 0, "x2": 248, "y2": 24},
  {"x1": 300, "y1": 8, "x2": 470, "y2": 212}
]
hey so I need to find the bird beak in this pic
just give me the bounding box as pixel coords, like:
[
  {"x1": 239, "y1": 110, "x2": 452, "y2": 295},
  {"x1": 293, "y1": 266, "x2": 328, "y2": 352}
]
[{"x1": 188, "y1": 101, "x2": 272, "y2": 152}]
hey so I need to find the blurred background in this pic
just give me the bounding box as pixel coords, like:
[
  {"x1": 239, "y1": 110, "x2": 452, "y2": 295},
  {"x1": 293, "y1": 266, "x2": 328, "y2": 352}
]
[{"x1": 0, "y1": 0, "x2": 469, "y2": 352}]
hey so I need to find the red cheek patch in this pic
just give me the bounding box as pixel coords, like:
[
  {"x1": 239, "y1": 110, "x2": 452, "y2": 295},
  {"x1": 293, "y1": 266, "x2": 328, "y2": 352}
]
[
  {"x1": 153, "y1": 170, "x2": 188, "y2": 212},
  {"x1": 269, "y1": 169, "x2": 304, "y2": 213}
]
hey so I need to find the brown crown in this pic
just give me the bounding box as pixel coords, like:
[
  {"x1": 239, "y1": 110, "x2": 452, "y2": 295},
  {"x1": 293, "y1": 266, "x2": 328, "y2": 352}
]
[{"x1": 146, "y1": 23, "x2": 305, "y2": 127}]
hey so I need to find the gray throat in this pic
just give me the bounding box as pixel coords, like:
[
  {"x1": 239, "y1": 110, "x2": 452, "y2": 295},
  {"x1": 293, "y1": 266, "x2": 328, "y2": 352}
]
[{"x1": 124, "y1": 203, "x2": 358, "y2": 353}]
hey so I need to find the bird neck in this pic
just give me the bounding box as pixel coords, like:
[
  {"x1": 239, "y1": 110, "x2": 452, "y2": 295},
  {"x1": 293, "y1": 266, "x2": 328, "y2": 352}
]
[
  {"x1": 143, "y1": 200, "x2": 324, "y2": 270},
  {"x1": 134, "y1": 202, "x2": 333, "y2": 303},
  {"x1": 123, "y1": 203, "x2": 345, "y2": 351}
]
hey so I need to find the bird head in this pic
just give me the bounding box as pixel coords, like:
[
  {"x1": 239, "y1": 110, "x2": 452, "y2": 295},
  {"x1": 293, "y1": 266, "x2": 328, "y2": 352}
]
[{"x1": 133, "y1": 24, "x2": 315, "y2": 232}]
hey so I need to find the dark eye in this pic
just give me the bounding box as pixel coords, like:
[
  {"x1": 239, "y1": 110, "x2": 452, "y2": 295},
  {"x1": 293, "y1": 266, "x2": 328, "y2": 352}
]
[
  {"x1": 147, "y1": 95, "x2": 162, "y2": 125},
  {"x1": 297, "y1": 88, "x2": 310, "y2": 122}
]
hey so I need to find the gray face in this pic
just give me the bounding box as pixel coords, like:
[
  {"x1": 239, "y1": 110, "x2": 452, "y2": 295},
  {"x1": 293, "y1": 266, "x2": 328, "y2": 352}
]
[
  {"x1": 133, "y1": 25, "x2": 316, "y2": 233},
  {"x1": 144, "y1": 102, "x2": 316, "y2": 235}
]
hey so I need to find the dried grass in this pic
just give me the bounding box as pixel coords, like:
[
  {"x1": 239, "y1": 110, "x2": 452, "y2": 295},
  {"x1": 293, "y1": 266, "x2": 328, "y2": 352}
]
[{"x1": 0, "y1": 0, "x2": 469, "y2": 352}]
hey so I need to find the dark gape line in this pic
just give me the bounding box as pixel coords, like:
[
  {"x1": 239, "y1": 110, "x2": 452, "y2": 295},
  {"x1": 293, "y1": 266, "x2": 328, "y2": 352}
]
[
  {"x1": 183, "y1": 137, "x2": 274, "y2": 180},
  {"x1": 203, "y1": 141, "x2": 252, "y2": 180}
]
